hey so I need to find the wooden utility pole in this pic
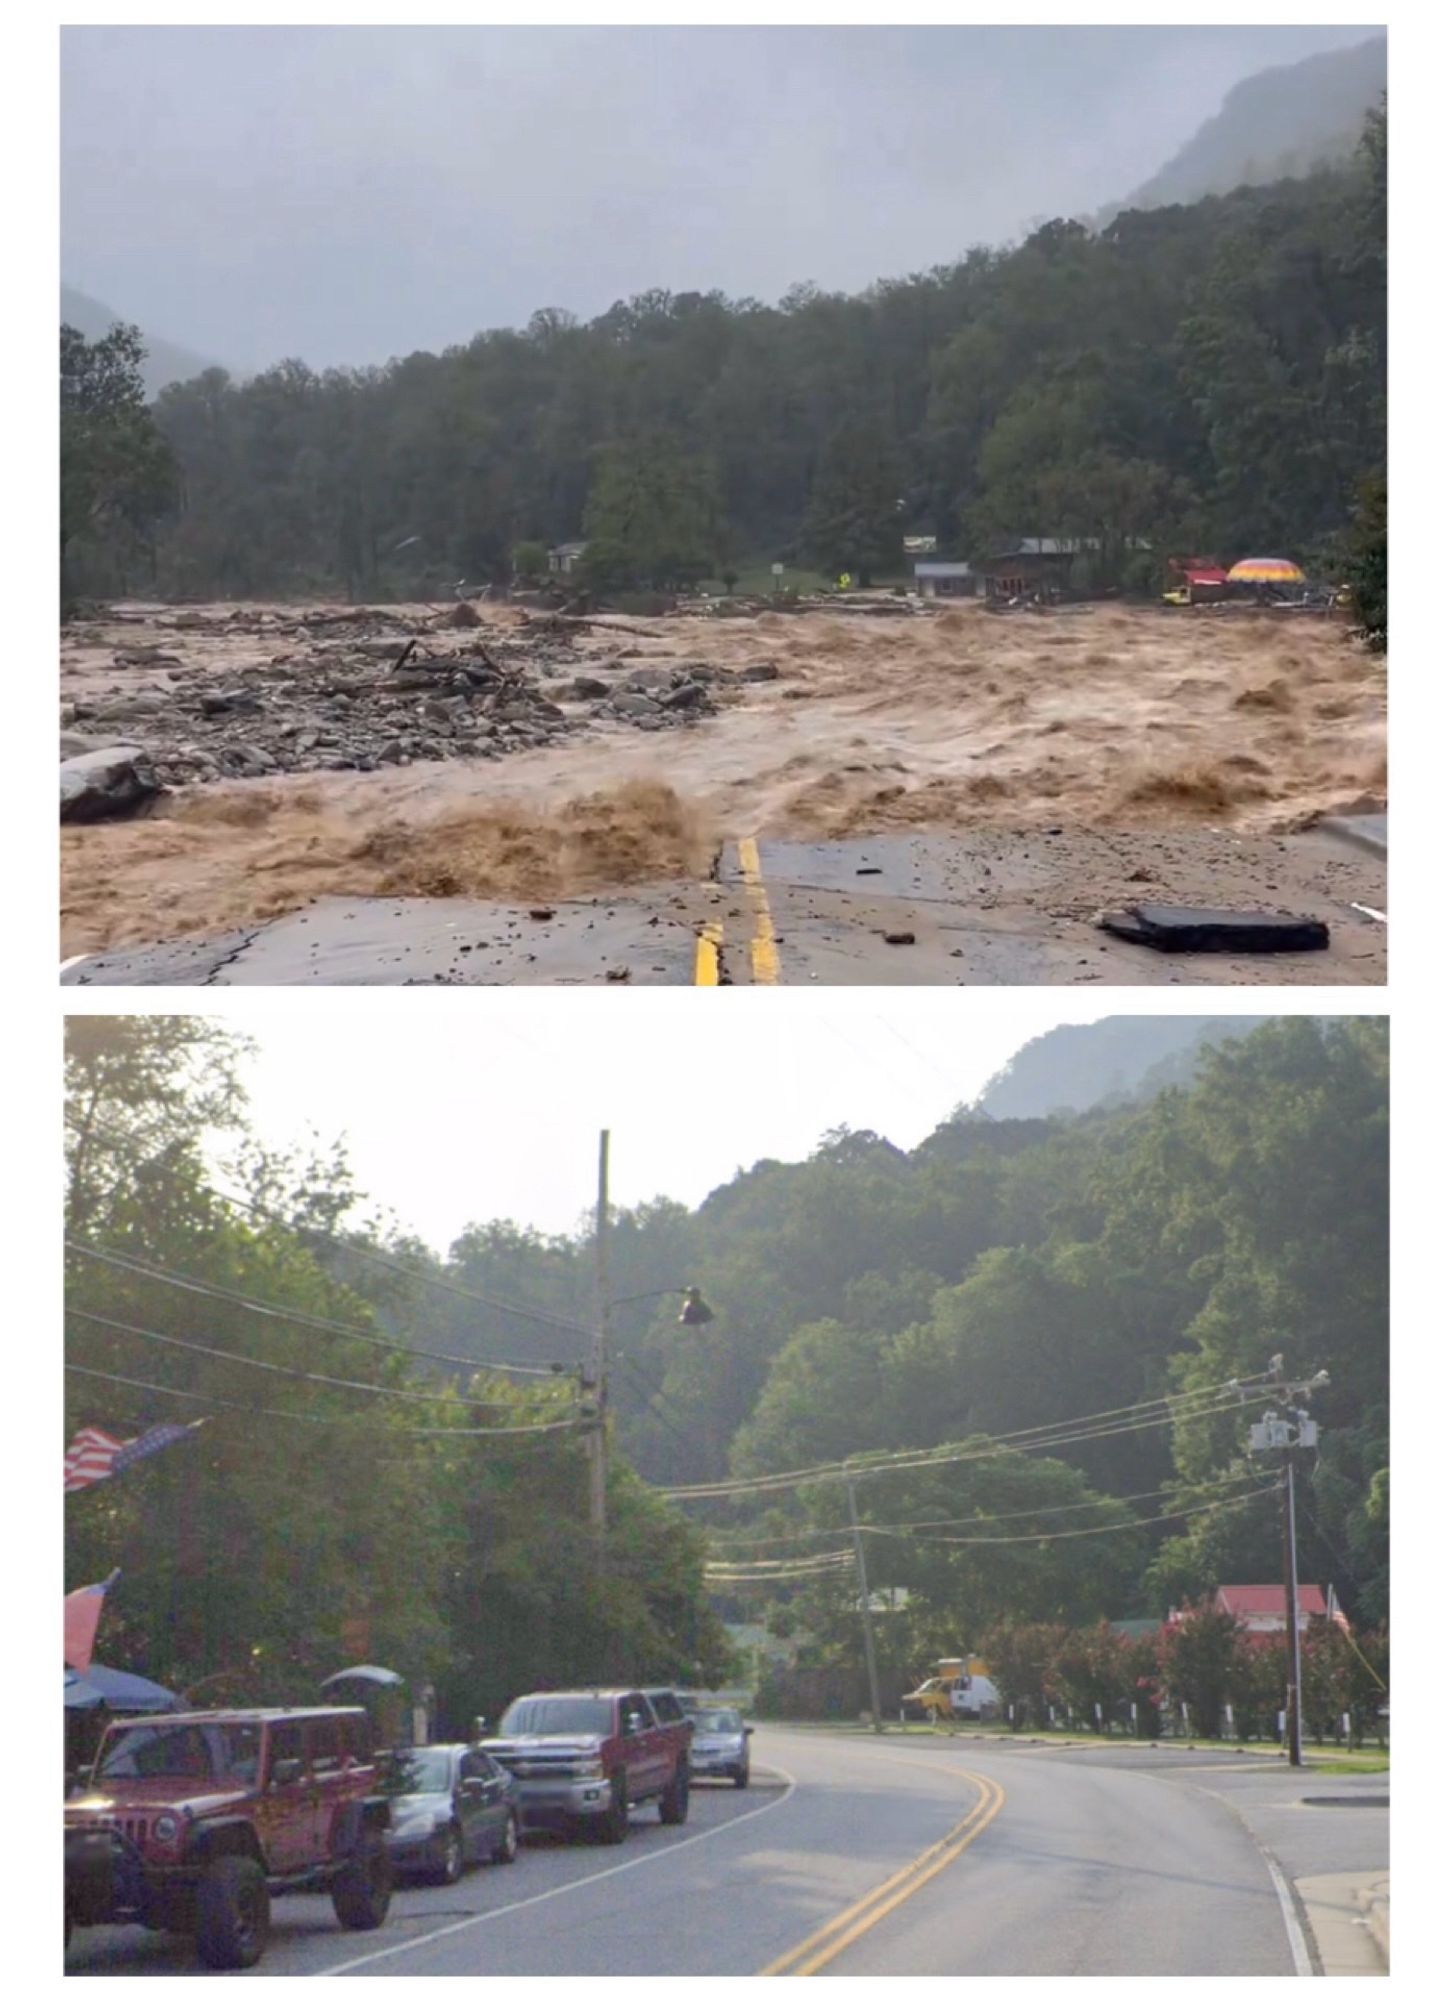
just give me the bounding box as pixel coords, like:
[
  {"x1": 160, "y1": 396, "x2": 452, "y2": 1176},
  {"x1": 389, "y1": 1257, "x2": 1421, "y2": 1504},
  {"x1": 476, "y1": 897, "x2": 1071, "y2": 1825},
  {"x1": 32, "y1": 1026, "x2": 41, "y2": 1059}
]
[
  {"x1": 845, "y1": 1470, "x2": 884, "y2": 1734},
  {"x1": 1281, "y1": 1449, "x2": 1303, "y2": 1768},
  {"x1": 1249, "y1": 1365, "x2": 1326, "y2": 1771},
  {"x1": 590, "y1": 1130, "x2": 612, "y2": 1565}
]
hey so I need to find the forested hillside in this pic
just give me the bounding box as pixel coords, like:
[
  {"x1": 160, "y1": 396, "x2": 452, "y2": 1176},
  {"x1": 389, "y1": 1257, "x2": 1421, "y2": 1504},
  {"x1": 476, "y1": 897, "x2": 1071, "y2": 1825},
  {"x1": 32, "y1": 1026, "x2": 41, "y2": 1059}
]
[
  {"x1": 328, "y1": 1020, "x2": 1386, "y2": 1638},
  {"x1": 65, "y1": 1017, "x2": 1387, "y2": 1721},
  {"x1": 62, "y1": 103, "x2": 1384, "y2": 603}
]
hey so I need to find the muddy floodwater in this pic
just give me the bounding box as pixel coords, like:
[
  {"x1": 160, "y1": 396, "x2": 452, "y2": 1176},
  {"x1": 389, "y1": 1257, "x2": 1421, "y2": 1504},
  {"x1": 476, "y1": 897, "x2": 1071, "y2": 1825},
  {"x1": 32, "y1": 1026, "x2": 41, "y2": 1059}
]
[{"x1": 61, "y1": 599, "x2": 1386, "y2": 955}]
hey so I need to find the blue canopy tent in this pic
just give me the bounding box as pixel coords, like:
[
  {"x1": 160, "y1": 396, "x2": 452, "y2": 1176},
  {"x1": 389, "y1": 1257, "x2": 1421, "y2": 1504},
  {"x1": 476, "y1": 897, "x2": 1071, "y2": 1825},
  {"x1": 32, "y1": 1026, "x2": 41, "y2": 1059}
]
[{"x1": 65, "y1": 1664, "x2": 183, "y2": 1713}]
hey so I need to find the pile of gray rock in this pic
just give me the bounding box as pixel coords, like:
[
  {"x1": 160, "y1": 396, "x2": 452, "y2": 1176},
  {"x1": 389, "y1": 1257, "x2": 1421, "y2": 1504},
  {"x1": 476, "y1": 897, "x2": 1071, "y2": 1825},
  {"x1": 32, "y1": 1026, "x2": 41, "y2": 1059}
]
[{"x1": 60, "y1": 611, "x2": 746, "y2": 819}]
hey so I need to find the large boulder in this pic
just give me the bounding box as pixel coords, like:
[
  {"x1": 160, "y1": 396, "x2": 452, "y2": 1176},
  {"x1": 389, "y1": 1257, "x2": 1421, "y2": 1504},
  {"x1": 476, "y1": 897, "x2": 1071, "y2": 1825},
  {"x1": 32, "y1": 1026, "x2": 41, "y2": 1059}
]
[{"x1": 60, "y1": 744, "x2": 162, "y2": 823}]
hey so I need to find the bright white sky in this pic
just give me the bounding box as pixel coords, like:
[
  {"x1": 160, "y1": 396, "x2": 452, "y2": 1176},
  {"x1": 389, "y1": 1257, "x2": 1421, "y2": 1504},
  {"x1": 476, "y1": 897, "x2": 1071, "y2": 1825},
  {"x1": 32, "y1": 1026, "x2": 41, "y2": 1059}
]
[{"x1": 226, "y1": 994, "x2": 1125, "y2": 1249}]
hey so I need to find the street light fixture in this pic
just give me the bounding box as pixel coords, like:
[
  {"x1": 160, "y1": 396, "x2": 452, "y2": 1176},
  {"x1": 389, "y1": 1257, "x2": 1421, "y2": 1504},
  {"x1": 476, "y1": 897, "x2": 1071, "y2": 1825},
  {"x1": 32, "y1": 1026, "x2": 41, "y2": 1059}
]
[{"x1": 610, "y1": 1285, "x2": 715, "y2": 1326}]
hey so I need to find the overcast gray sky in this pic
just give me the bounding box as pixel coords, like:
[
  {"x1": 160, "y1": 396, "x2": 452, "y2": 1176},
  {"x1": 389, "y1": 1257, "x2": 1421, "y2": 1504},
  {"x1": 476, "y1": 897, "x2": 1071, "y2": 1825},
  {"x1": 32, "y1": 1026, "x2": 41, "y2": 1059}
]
[
  {"x1": 61, "y1": 22, "x2": 1380, "y2": 374},
  {"x1": 222, "y1": 996, "x2": 1129, "y2": 1250}
]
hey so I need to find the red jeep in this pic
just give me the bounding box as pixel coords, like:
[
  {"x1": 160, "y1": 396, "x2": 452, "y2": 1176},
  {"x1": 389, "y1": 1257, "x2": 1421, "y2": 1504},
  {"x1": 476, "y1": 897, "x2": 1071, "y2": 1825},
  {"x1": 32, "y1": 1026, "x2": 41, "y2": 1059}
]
[
  {"x1": 483, "y1": 1688, "x2": 691, "y2": 1844},
  {"x1": 64, "y1": 1706, "x2": 392, "y2": 1969}
]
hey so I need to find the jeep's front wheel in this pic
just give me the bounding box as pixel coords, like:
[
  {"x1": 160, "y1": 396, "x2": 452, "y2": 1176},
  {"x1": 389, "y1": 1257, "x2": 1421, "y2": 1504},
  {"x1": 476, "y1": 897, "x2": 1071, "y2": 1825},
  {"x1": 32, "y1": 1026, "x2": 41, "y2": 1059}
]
[
  {"x1": 492, "y1": 1809, "x2": 519, "y2": 1864},
  {"x1": 332, "y1": 1833, "x2": 393, "y2": 1931},
  {"x1": 658, "y1": 1760, "x2": 690, "y2": 1826},
  {"x1": 195, "y1": 1854, "x2": 271, "y2": 1970}
]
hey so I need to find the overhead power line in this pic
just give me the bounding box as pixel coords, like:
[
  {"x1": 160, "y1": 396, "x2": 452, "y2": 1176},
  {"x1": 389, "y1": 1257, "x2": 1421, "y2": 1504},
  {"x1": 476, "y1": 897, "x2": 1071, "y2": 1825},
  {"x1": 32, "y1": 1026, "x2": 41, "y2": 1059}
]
[
  {"x1": 73, "y1": 1122, "x2": 595, "y2": 1345},
  {"x1": 67, "y1": 1238, "x2": 569, "y2": 1379},
  {"x1": 67, "y1": 1305, "x2": 578, "y2": 1414},
  {"x1": 865, "y1": 1483, "x2": 1278, "y2": 1548},
  {"x1": 617, "y1": 1353, "x2": 712, "y2": 1464},
  {"x1": 706, "y1": 1467, "x2": 1265, "y2": 1550},
  {"x1": 659, "y1": 1376, "x2": 1269, "y2": 1501},
  {"x1": 64, "y1": 1361, "x2": 585, "y2": 1439},
  {"x1": 705, "y1": 1555, "x2": 856, "y2": 1583},
  {"x1": 705, "y1": 1550, "x2": 856, "y2": 1574},
  {"x1": 701, "y1": 1487, "x2": 1275, "y2": 1580},
  {"x1": 202, "y1": 1171, "x2": 595, "y2": 1343}
]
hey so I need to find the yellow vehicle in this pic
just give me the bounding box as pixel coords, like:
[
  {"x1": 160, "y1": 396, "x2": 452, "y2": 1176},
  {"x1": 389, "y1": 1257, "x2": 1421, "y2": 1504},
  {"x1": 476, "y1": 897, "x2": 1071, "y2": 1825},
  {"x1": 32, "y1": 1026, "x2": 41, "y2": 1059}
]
[{"x1": 903, "y1": 1657, "x2": 997, "y2": 1723}]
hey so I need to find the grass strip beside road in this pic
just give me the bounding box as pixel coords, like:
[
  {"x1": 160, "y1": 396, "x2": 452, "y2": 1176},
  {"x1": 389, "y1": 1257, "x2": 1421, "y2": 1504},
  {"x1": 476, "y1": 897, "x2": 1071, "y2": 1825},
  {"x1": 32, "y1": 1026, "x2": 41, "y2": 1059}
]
[
  {"x1": 778, "y1": 1722, "x2": 1388, "y2": 1771},
  {"x1": 760, "y1": 1768, "x2": 1004, "y2": 1977}
]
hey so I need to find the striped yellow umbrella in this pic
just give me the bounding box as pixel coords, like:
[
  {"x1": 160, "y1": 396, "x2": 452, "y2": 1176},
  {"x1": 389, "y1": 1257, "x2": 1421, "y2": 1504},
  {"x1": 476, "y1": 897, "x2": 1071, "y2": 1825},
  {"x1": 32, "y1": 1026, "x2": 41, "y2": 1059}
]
[{"x1": 1227, "y1": 556, "x2": 1306, "y2": 585}]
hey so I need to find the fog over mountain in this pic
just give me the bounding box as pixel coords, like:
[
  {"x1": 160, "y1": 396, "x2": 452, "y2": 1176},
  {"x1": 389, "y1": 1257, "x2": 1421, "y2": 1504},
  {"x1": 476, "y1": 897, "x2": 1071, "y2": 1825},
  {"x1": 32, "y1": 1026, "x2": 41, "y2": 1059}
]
[
  {"x1": 1112, "y1": 34, "x2": 1386, "y2": 216},
  {"x1": 978, "y1": 1018, "x2": 1269, "y2": 1121},
  {"x1": 60, "y1": 284, "x2": 217, "y2": 396},
  {"x1": 61, "y1": 23, "x2": 1379, "y2": 376}
]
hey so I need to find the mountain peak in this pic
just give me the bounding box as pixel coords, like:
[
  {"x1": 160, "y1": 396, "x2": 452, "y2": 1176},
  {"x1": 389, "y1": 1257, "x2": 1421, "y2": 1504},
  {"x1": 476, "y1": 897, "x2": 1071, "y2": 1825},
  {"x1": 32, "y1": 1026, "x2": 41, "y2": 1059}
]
[{"x1": 1109, "y1": 34, "x2": 1385, "y2": 218}]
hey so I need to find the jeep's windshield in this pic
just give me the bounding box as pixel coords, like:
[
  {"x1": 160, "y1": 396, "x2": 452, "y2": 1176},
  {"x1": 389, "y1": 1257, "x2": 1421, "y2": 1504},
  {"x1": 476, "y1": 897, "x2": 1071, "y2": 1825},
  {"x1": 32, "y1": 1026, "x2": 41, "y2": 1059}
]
[
  {"x1": 385, "y1": 1748, "x2": 452, "y2": 1795},
  {"x1": 97, "y1": 1723, "x2": 262, "y2": 1785},
  {"x1": 498, "y1": 1697, "x2": 612, "y2": 1737}
]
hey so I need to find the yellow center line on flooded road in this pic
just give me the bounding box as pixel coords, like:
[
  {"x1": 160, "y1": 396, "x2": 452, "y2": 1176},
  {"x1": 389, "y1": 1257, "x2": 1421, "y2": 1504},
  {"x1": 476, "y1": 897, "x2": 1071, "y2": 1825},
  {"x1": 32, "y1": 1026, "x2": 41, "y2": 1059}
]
[
  {"x1": 736, "y1": 837, "x2": 781, "y2": 984},
  {"x1": 760, "y1": 1768, "x2": 1005, "y2": 1976},
  {"x1": 694, "y1": 919, "x2": 723, "y2": 985}
]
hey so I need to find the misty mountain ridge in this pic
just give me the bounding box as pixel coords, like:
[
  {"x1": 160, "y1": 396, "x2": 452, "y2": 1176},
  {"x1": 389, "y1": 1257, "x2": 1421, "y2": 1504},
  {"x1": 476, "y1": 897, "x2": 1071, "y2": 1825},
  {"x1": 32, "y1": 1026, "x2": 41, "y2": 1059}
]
[
  {"x1": 1105, "y1": 34, "x2": 1385, "y2": 220},
  {"x1": 62, "y1": 41, "x2": 1383, "y2": 390},
  {"x1": 977, "y1": 1017, "x2": 1269, "y2": 1121},
  {"x1": 61, "y1": 283, "x2": 217, "y2": 398}
]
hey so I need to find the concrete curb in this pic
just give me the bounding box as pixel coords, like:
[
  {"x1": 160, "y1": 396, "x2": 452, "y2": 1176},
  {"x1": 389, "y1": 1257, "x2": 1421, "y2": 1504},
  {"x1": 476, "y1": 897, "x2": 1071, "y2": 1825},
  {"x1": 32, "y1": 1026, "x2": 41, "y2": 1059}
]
[
  {"x1": 1294, "y1": 1872, "x2": 1389, "y2": 1975},
  {"x1": 1359, "y1": 1877, "x2": 1389, "y2": 1965}
]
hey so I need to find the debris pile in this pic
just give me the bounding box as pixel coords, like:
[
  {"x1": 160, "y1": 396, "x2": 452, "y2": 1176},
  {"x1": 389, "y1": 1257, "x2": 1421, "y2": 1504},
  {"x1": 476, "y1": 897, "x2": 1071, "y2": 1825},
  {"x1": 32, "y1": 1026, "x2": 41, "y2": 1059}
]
[{"x1": 60, "y1": 606, "x2": 729, "y2": 799}]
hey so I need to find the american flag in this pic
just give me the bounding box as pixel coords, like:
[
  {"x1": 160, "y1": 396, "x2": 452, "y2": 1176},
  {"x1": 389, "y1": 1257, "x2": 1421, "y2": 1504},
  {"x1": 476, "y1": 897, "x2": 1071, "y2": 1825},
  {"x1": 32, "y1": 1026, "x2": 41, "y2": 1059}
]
[{"x1": 64, "y1": 1420, "x2": 203, "y2": 1493}]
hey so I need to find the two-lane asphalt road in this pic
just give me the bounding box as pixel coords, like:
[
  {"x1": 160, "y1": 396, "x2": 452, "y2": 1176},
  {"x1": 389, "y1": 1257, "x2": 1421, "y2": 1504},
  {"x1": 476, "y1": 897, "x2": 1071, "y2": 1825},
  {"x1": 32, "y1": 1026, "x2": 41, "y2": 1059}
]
[
  {"x1": 61, "y1": 825, "x2": 1386, "y2": 988},
  {"x1": 65, "y1": 1728, "x2": 1388, "y2": 1976}
]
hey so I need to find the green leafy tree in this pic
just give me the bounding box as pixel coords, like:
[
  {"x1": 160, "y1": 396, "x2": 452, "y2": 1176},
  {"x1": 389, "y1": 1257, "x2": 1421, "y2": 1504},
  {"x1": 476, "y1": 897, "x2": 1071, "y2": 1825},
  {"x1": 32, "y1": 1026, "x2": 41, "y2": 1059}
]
[
  {"x1": 802, "y1": 422, "x2": 903, "y2": 583},
  {"x1": 581, "y1": 434, "x2": 720, "y2": 591},
  {"x1": 511, "y1": 539, "x2": 550, "y2": 584},
  {"x1": 1344, "y1": 471, "x2": 1386, "y2": 647},
  {"x1": 60, "y1": 323, "x2": 177, "y2": 606}
]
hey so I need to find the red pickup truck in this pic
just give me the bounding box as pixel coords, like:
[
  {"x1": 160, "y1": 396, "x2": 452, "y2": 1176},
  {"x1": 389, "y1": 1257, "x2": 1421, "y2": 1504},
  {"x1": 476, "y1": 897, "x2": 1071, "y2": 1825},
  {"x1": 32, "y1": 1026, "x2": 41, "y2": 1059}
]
[{"x1": 483, "y1": 1688, "x2": 690, "y2": 1844}]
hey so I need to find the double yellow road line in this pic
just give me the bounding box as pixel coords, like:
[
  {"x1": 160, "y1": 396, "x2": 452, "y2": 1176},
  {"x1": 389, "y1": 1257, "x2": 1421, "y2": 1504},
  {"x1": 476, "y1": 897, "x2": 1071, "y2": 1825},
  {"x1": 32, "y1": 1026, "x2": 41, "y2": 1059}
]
[
  {"x1": 761, "y1": 1767, "x2": 1005, "y2": 1976},
  {"x1": 693, "y1": 837, "x2": 781, "y2": 986}
]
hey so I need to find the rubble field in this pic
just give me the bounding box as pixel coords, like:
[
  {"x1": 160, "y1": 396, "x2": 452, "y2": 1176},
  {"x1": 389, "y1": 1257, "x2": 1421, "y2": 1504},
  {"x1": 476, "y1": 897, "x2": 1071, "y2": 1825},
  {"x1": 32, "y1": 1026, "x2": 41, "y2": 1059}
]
[{"x1": 60, "y1": 596, "x2": 1386, "y2": 957}]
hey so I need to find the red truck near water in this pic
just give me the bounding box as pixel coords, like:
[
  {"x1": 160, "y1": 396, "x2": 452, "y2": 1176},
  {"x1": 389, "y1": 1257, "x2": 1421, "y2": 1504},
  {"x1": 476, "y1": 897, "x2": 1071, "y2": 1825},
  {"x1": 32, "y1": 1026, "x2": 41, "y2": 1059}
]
[{"x1": 483, "y1": 1687, "x2": 691, "y2": 1843}]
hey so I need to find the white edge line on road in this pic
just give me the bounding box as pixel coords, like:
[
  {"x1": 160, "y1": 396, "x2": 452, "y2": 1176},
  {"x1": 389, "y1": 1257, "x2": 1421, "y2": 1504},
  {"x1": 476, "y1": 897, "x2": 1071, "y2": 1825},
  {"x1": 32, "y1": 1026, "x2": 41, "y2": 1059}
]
[
  {"x1": 315, "y1": 1764, "x2": 799, "y2": 1976},
  {"x1": 1262, "y1": 1849, "x2": 1316, "y2": 1976},
  {"x1": 59, "y1": 955, "x2": 91, "y2": 974}
]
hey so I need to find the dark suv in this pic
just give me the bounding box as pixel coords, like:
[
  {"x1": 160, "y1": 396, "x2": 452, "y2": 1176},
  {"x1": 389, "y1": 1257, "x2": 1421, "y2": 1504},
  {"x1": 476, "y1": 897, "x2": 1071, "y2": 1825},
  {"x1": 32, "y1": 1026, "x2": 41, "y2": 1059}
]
[{"x1": 64, "y1": 1707, "x2": 392, "y2": 1969}]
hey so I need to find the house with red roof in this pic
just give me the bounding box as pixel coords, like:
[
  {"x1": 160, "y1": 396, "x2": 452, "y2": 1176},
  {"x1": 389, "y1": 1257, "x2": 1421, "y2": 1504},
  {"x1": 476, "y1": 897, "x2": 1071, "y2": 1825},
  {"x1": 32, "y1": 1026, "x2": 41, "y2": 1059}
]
[{"x1": 1207, "y1": 1583, "x2": 1350, "y2": 1634}]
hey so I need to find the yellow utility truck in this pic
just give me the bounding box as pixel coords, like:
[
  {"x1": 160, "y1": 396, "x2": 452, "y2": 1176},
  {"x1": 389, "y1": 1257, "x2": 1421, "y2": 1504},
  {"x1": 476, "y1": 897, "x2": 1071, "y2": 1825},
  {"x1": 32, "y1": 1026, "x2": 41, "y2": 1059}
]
[{"x1": 903, "y1": 1657, "x2": 999, "y2": 1723}]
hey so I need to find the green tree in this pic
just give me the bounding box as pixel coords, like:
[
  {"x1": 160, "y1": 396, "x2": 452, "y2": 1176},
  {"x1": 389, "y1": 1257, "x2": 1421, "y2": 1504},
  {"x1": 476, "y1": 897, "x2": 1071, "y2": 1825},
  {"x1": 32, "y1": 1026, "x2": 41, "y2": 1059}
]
[
  {"x1": 802, "y1": 422, "x2": 903, "y2": 583},
  {"x1": 1344, "y1": 471, "x2": 1386, "y2": 647},
  {"x1": 581, "y1": 434, "x2": 720, "y2": 591},
  {"x1": 511, "y1": 538, "x2": 550, "y2": 584},
  {"x1": 60, "y1": 322, "x2": 177, "y2": 606}
]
